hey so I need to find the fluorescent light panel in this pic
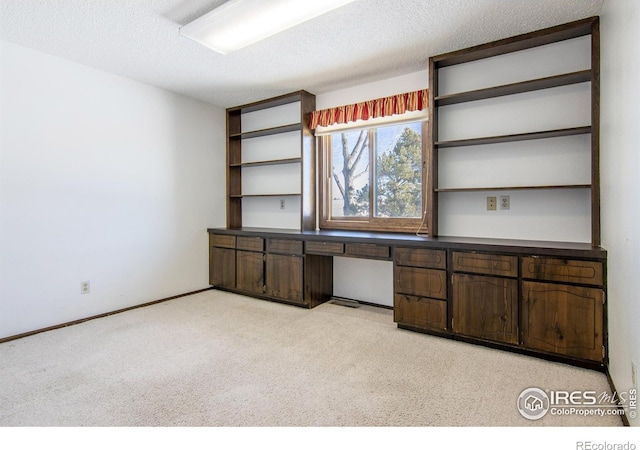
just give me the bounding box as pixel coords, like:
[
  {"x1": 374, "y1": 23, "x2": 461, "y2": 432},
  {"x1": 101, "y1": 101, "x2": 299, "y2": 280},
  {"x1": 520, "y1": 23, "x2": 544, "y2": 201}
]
[{"x1": 179, "y1": 0, "x2": 356, "y2": 54}]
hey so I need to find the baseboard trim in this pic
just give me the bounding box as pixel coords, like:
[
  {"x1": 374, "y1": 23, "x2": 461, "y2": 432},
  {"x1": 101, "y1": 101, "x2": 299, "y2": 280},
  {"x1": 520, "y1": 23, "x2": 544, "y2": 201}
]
[
  {"x1": 0, "y1": 287, "x2": 214, "y2": 344},
  {"x1": 605, "y1": 367, "x2": 631, "y2": 426}
]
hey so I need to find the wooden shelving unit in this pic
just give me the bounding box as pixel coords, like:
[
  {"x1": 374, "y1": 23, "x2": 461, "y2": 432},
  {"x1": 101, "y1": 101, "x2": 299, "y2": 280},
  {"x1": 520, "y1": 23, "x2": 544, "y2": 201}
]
[
  {"x1": 427, "y1": 16, "x2": 600, "y2": 245},
  {"x1": 226, "y1": 90, "x2": 316, "y2": 230}
]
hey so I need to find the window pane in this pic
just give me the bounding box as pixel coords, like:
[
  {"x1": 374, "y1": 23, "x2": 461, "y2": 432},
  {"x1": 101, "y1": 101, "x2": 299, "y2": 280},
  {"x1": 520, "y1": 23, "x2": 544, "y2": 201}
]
[
  {"x1": 330, "y1": 130, "x2": 370, "y2": 217},
  {"x1": 374, "y1": 123, "x2": 422, "y2": 218}
]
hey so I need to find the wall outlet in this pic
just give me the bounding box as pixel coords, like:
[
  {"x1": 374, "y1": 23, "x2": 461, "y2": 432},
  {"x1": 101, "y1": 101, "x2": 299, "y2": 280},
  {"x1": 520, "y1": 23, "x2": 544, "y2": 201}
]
[
  {"x1": 80, "y1": 281, "x2": 90, "y2": 294},
  {"x1": 486, "y1": 196, "x2": 497, "y2": 211},
  {"x1": 500, "y1": 195, "x2": 510, "y2": 210},
  {"x1": 280, "y1": 199, "x2": 285, "y2": 210}
]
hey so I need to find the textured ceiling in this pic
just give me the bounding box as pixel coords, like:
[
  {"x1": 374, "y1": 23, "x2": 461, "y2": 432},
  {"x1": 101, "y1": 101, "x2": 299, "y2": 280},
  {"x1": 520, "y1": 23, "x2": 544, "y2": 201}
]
[{"x1": 0, "y1": 0, "x2": 604, "y2": 108}]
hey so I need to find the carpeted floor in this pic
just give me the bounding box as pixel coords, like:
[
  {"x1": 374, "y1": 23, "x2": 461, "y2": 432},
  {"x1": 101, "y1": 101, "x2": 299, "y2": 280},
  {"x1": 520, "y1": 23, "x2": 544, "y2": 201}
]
[{"x1": 0, "y1": 289, "x2": 623, "y2": 426}]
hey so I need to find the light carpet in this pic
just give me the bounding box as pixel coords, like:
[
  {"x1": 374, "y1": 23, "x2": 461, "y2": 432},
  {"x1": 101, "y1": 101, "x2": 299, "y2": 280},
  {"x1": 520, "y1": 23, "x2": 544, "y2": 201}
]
[{"x1": 0, "y1": 289, "x2": 623, "y2": 426}]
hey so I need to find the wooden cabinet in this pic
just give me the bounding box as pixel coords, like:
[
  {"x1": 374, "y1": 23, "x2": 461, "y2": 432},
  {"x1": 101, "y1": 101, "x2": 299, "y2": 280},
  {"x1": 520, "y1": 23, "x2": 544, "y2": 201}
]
[
  {"x1": 452, "y1": 252, "x2": 517, "y2": 277},
  {"x1": 452, "y1": 252, "x2": 518, "y2": 344},
  {"x1": 236, "y1": 250, "x2": 264, "y2": 295},
  {"x1": 208, "y1": 229, "x2": 607, "y2": 368},
  {"x1": 266, "y1": 253, "x2": 304, "y2": 304},
  {"x1": 521, "y1": 256, "x2": 605, "y2": 362},
  {"x1": 209, "y1": 246, "x2": 236, "y2": 289},
  {"x1": 209, "y1": 234, "x2": 236, "y2": 289},
  {"x1": 345, "y1": 243, "x2": 390, "y2": 260},
  {"x1": 452, "y1": 273, "x2": 518, "y2": 344},
  {"x1": 394, "y1": 247, "x2": 448, "y2": 332},
  {"x1": 394, "y1": 266, "x2": 447, "y2": 299},
  {"x1": 395, "y1": 294, "x2": 447, "y2": 331},
  {"x1": 395, "y1": 248, "x2": 446, "y2": 270},
  {"x1": 521, "y1": 257, "x2": 603, "y2": 286},
  {"x1": 522, "y1": 281, "x2": 604, "y2": 362},
  {"x1": 264, "y1": 238, "x2": 305, "y2": 304}
]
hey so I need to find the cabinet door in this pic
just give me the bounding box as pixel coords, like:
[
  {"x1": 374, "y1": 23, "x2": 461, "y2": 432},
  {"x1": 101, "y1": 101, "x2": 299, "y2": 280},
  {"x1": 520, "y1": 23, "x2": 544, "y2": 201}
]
[
  {"x1": 522, "y1": 281, "x2": 604, "y2": 362},
  {"x1": 236, "y1": 250, "x2": 264, "y2": 295},
  {"x1": 452, "y1": 273, "x2": 518, "y2": 344},
  {"x1": 265, "y1": 254, "x2": 304, "y2": 304},
  {"x1": 210, "y1": 247, "x2": 235, "y2": 289}
]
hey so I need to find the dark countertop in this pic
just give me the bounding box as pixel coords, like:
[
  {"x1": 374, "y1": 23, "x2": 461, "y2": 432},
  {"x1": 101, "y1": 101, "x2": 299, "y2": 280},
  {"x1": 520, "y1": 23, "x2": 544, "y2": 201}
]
[{"x1": 208, "y1": 227, "x2": 607, "y2": 259}]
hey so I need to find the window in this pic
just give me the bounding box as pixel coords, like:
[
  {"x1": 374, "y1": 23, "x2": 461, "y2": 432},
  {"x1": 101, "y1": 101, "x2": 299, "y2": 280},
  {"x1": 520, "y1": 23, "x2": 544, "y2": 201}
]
[{"x1": 319, "y1": 120, "x2": 427, "y2": 232}]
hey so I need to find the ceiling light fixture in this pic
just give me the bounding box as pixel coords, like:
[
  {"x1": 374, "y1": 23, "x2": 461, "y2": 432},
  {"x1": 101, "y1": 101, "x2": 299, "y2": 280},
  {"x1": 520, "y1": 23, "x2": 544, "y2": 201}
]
[{"x1": 179, "y1": 0, "x2": 357, "y2": 55}]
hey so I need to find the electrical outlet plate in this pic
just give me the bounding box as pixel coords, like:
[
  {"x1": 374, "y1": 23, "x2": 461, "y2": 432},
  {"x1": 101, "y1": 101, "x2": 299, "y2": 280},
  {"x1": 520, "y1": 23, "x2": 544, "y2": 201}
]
[
  {"x1": 487, "y1": 196, "x2": 497, "y2": 211},
  {"x1": 500, "y1": 195, "x2": 510, "y2": 210},
  {"x1": 80, "y1": 281, "x2": 90, "y2": 294}
]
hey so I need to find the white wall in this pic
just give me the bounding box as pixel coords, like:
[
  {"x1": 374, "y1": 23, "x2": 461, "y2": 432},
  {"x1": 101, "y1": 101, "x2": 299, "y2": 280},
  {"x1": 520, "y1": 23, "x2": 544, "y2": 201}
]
[
  {"x1": 0, "y1": 41, "x2": 226, "y2": 339},
  {"x1": 600, "y1": 0, "x2": 640, "y2": 426}
]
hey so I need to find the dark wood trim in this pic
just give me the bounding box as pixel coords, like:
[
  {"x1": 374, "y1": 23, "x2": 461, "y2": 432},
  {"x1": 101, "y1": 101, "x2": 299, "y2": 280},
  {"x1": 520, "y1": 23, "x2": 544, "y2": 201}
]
[
  {"x1": 590, "y1": 17, "x2": 601, "y2": 246},
  {"x1": 427, "y1": 57, "x2": 438, "y2": 237},
  {"x1": 0, "y1": 288, "x2": 214, "y2": 344},
  {"x1": 300, "y1": 90, "x2": 317, "y2": 231},
  {"x1": 605, "y1": 368, "x2": 631, "y2": 426}
]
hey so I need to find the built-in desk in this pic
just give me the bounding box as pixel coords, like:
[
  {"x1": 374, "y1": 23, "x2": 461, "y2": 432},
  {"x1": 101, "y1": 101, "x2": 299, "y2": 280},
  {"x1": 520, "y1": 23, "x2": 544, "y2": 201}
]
[{"x1": 208, "y1": 227, "x2": 607, "y2": 369}]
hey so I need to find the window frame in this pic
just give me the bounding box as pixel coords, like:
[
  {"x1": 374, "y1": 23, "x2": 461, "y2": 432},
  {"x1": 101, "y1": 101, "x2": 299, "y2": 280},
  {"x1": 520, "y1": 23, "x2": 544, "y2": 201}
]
[{"x1": 318, "y1": 120, "x2": 429, "y2": 233}]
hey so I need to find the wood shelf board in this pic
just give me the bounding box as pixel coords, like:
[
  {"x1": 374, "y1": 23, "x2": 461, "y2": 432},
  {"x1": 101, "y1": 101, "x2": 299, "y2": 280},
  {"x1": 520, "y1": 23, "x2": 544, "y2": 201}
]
[
  {"x1": 231, "y1": 193, "x2": 302, "y2": 198},
  {"x1": 230, "y1": 157, "x2": 302, "y2": 168},
  {"x1": 431, "y1": 17, "x2": 596, "y2": 68},
  {"x1": 435, "y1": 126, "x2": 592, "y2": 148},
  {"x1": 435, "y1": 70, "x2": 591, "y2": 106},
  {"x1": 434, "y1": 184, "x2": 591, "y2": 193},
  {"x1": 227, "y1": 90, "x2": 313, "y2": 114},
  {"x1": 229, "y1": 123, "x2": 301, "y2": 140}
]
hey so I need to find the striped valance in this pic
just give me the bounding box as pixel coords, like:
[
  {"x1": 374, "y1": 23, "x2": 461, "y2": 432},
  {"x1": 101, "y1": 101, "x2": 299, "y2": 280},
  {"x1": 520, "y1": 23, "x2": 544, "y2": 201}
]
[{"x1": 309, "y1": 89, "x2": 428, "y2": 129}]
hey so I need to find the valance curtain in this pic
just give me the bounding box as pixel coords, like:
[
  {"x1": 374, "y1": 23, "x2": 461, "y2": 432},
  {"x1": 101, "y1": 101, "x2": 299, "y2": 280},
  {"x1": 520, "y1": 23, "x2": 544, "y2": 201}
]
[{"x1": 309, "y1": 89, "x2": 428, "y2": 129}]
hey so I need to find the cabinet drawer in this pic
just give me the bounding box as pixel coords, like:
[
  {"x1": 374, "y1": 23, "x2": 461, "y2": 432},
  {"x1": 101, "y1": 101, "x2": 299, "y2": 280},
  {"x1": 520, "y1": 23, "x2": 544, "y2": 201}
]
[
  {"x1": 267, "y1": 238, "x2": 303, "y2": 255},
  {"x1": 394, "y1": 294, "x2": 447, "y2": 331},
  {"x1": 345, "y1": 243, "x2": 390, "y2": 260},
  {"x1": 236, "y1": 236, "x2": 264, "y2": 252},
  {"x1": 521, "y1": 257, "x2": 603, "y2": 286},
  {"x1": 210, "y1": 234, "x2": 236, "y2": 249},
  {"x1": 395, "y1": 247, "x2": 446, "y2": 269},
  {"x1": 305, "y1": 241, "x2": 344, "y2": 255},
  {"x1": 394, "y1": 266, "x2": 447, "y2": 299},
  {"x1": 452, "y1": 252, "x2": 517, "y2": 277}
]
